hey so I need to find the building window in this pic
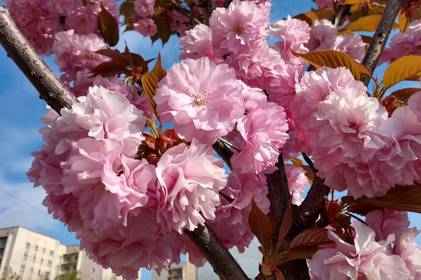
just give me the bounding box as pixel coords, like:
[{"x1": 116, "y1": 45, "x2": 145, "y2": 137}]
[
  {"x1": 20, "y1": 265, "x2": 25, "y2": 273},
  {"x1": 30, "y1": 268, "x2": 34, "y2": 273},
  {"x1": 0, "y1": 237, "x2": 7, "y2": 249},
  {"x1": 168, "y1": 268, "x2": 183, "y2": 280},
  {"x1": 42, "y1": 248, "x2": 46, "y2": 254},
  {"x1": 40, "y1": 258, "x2": 44, "y2": 265},
  {"x1": 35, "y1": 245, "x2": 39, "y2": 251},
  {"x1": 49, "y1": 250, "x2": 54, "y2": 256},
  {"x1": 33, "y1": 256, "x2": 36, "y2": 262},
  {"x1": 38, "y1": 269, "x2": 41, "y2": 276},
  {"x1": 47, "y1": 261, "x2": 52, "y2": 267},
  {"x1": 25, "y1": 242, "x2": 30, "y2": 249}
]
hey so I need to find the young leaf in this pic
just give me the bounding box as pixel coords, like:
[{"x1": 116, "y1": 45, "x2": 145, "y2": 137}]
[
  {"x1": 293, "y1": 50, "x2": 371, "y2": 80},
  {"x1": 92, "y1": 48, "x2": 149, "y2": 77},
  {"x1": 150, "y1": 15, "x2": 173, "y2": 44},
  {"x1": 344, "y1": 185, "x2": 421, "y2": 215},
  {"x1": 120, "y1": 0, "x2": 136, "y2": 31},
  {"x1": 275, "y1": 245, "x2": 323, "y2": 264},
  {"x1": 97, "y1": 3, "x2": 119, "y2": 46},
  {"x1": 289, "y1": 228, "x2": 330, "y2": 249},
  {"x1": 343, "y1": 15, "x2": 381, "y2": 32},
  {"x1": 249, "y1": 201, "x2": 274, "y2": 251},
  {"x1": 294, "y1": 8, "x2": 335, "y2": 25},
  {"x1": 398, "y1": 10, "x2": 409, "y2": 32},
  {"x1": 383, "y1": 55, "x2": 421, "y2": 89},
  {"x1": 141, "y1": 55, "x2": 166, "y2": 116}
]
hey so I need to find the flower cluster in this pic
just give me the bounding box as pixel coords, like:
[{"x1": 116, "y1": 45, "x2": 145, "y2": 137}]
[
  {"x1": 381, "y1": 20, "x2": 421, "y2": 64},
  {"x1": 28, "y1": 86, "x2": 229, "y2": 279},
  {"x1": 21, "y1": 0, "x2": 421, "y2": 279},
  {"x1": 291, "y1": 67, "x2": 421, "y2": 198},
  {"x1": 309, "y1": 210, "x2": 421, "y2": 279},
  {"x1": 6, "y1": 0, "x2": 118, "y2": 55}
]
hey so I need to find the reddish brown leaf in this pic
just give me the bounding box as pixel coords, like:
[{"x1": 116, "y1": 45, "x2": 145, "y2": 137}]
[
  {"x1": 249, "y1": 201, "x2": 274, "y2": 251},
  {"x1": 97, "y1": 3, "x2": 119, "y2": 46},
  {"x1": 92, "y1": 48, "x2": 148, "y2": 77},
  {"x1": 383, "y1": 55, "x2": 421, "y2": 89},
  {"x1": 289, "y1": 228, "x2": 330, "y2": 249},
  {"x1": 293, "y1": 50, "x2": 371, "y2": 80},
  {"x1": 294, "y1": 8, "x2": 335, "y2": 25},
  {"x1": 120, "y1": 0, "x2": 136, "y2": 30},
  {"x1": 141, "y1": 55, "x2": 166, "y2": 116},
  {"x1": 275, "y1": 245, "x2": 323, "y2": 264},
  {"x1": 344, "y1": 184, "x2": 421, "y2": 215}
]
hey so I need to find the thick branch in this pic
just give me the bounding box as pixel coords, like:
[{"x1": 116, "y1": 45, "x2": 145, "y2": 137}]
[
  {"x1": 0, "y1": 6, "x2": 248, "y2": 280},
  {"x1": 0, "y1": 6, "x2": 75, "y2": 112},
  {"x1": 185, "y1": 225, "x2": 250, "y2": 280},
  {"x1": 266, "y1": 152, "x2": 291, "y2": 241},
  {"x1": 361, "y1": 0, "x2": 408, "y2": 84}
]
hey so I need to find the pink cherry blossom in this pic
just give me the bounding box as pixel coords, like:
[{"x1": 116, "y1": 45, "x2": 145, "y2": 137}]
[
  {"x1": 155, "y1": 57, "x2": 245, "y2": 144},
  {"x1": 380, "y1": 20, "x2": 421, "y2": 64},
  {"x1": 366, "y1": 210, "x2": 410, "y2": 241},
  {"x1": 53, "y1": 30, "x2": 108, "y2": 82},
  {"x1": 315, "y1": 0, "x2": 341, "y2": 8},
  {"x1": 134, "y1": 18, "x2": 158, "y2": 37},
  {"x1": 271, "y1": 17, "x2": 310, "y2": 60},
  {"x1": 307, "y1": 20, "x2": 366, "y2": 62},
  {"x1": 209, "y1": 0, "x2": 270, "y2": 54},
  {"x1": 135, "y1": 0, "x2": 155, "y2": 17},
  {"x1": 291, "y1": 67, "x2": 367, "y2": 152},
  {"x1": 310, "y1": 225, "x2": 411, "y2": 280},
  {"x1": 285, "y1": 165, "x2": 309, "y2": 205},
  {"x1": 394, "y1": 228, "x2": 421, "y2": 279},
  {"x1": 6, "y1": 0, "x2": 65, "y2": 55},
  {"x1": 65, "y1": 0, "x2": 119, "y2": 35},
  {"x1": 180, "y1": 24, "x2": 220, "y2": 61},
  {"x1": 155, "y1": 142, "x2": 227, "y2": 233},
  {"x1": 232, "y1": 101, "x2": 289, "y2": 174}
]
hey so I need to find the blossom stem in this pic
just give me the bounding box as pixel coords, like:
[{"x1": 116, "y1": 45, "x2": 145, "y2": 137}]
[{"x1": 0, "y1": 6, "x2": 76, "y2": 113}]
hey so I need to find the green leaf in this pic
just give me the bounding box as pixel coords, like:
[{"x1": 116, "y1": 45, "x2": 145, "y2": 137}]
[
  {"x1": 383, "y1": 55, "x2": 421, "y2": 89},
  {"x1": 141, "y1": 55, "x2": 166, "y2": 116},
  {"x1": 97, "y1": 3, "x2": 119, "y2": 46},
  {"x1": 248, "y1": 201, "x2": 274, "y2": 251},
  {"x1": 344, "y1": 184, "x2": 421, "y2": 215},
  {"x1": 293, "y1": 50, "x2": 371, "y2": 80}
]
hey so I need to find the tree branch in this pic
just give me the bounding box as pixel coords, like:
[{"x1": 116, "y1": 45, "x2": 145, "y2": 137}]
[
  {"x1": 361, "y1": 0, "x2": 409, "y2": 84},
  {"x1": 0, "y1": 6, "x2": 76, "y2": 112},
  {"x1": 266, "y1": 152, "x2": 291, "y2": 241},
  {"x1": 0, "y1": 6, "x2": 248, "y2": 280},
  {"x1": 185, "y1": 225, "x2": 250, "y2": 280}
]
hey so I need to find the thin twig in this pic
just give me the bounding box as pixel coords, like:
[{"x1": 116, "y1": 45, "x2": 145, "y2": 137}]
[{"x1": 361, "y1": 0, "x2": 409, "y2": 84}]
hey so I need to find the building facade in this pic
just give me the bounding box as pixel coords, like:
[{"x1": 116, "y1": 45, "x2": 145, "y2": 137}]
[
  {"x1": 0, "y1": 226, "x2": 128, "y2": 280},
  {"x1": 152, "y1": 259, "x2": 197, "y2": 280}
]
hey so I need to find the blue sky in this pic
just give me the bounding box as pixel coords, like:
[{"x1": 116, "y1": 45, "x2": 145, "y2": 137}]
[{"x1": 0, "y1": 1, "x2": 419, "y2": 279}]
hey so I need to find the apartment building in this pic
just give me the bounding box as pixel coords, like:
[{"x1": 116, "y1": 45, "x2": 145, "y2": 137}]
[
  {"x1": 152, "y1": 259, "x2": 197, "y2": 280},
  {"x1": 0, "y1": 226, "x2": 128, "y2": 280}
]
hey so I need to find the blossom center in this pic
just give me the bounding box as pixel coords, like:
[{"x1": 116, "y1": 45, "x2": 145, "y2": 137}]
[
  {"x1": 235, "y1": 25, "x2": 245, "y2": 35},
  {"x1": 192, "y1": 91, "x2": 210, "y2": 106},
  {"x1": 348, "y1": 120, "x2": 360, "y2": 132}
]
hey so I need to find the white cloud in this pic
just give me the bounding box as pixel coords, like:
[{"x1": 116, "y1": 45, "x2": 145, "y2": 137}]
[{"x1": 0, "y1": 175, "x2": 58, "y2": 230}]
